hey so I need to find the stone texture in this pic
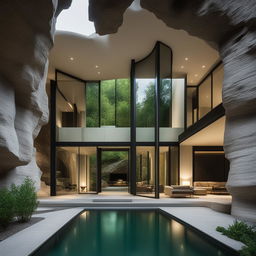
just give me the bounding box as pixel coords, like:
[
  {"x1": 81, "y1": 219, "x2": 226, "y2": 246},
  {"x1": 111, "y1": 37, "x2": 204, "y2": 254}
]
[
  {"x1": 89, "y1": 0, "x2": 256, "y2": 222},
  {"x1": 0, "y1": 0, "x2": 71, "y2": 189}
]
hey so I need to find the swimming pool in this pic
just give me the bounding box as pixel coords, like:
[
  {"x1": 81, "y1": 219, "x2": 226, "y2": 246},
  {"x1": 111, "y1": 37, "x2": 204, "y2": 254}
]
[{"x1": 34, "y1": 210, "x2": 237, "y2": 256}]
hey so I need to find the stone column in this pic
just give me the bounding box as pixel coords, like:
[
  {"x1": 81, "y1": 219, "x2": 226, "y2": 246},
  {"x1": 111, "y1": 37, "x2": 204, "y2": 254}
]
[
  {"x1": 0, "y1": 0, "x2": 71, "y2": 189},
  {"x1": 220, "y1": 28, "x2": 256, "y2": 222}
]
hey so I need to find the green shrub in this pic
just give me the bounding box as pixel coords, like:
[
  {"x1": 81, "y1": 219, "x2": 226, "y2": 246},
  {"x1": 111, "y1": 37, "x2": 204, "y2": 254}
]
[
  {"x1": 0, "y1": 188, "x2": 15, "y2": 228},
  {"x1": 216, "y1": 220, "x2": 256, "y2": 256},
  {"x1": 11, "y1": 177, "x2": 38, "y2": 223}
]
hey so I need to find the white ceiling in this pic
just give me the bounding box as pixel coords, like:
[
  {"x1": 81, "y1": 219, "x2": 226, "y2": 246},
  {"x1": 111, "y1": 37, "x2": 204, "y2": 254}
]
[
  {"x1": 48, "y1": 0, "x2": 219, "y2": 85},
  {"x1": 181, "y1": 116, "x2": 225, "y2": 146}
]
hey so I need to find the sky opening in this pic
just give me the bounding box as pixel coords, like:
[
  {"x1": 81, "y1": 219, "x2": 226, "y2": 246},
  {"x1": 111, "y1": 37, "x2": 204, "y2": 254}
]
[{"x1": 56, "y1": 0, "x2": 95, "y2": 36}]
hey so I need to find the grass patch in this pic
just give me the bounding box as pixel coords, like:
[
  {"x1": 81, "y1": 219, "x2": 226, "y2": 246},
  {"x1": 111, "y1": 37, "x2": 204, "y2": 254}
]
[{"x1": 216, "y1": 220, "x2": 256, "y2": 256}]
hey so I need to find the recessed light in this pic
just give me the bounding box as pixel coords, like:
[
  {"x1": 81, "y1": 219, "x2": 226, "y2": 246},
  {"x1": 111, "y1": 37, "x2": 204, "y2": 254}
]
[
  {"x1": 202, "y1": 65, "x2": 206, "y2": 69},
  {"x1": 194, "y1": 74, "x2": 198, "y2": 77},
  {"x1": 69, "y1": 57, "x2": 74, "y2": 61},
  {"x1": 185, "y1": 57, "x2": 189, "y2": 61},
  {"x1": 68, "y1": 102, "x2": 73, "y2": 109},
  {"x1": 97, "y1": 71, "x2": 101, "y2": 75},
  {"x1": 95, "y1": 65, "x2": 99, "y2": 68},
  {"x1": 181, "y1": 65, "x2": 184, "y2": 69}
]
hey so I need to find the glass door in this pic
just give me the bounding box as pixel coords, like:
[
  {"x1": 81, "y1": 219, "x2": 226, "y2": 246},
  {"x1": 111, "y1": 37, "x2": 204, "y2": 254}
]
[
  {"x1": 78, "y1": 147, "x2": 98, "y2": 194},
  {"x1": 97, "y1": 148, "x2": 130, "y2": 194}
]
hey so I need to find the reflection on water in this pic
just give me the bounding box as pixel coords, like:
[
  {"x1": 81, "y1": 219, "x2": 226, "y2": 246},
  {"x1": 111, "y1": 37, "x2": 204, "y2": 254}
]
[{"x1": 42, "y1": 210, "x2": 234, "y2": 256}]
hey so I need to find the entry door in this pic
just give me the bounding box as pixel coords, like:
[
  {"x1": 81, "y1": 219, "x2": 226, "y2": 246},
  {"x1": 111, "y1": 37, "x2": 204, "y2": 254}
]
[{"x1": 97, "y1": 148, "x2": 130, "y2": 193}]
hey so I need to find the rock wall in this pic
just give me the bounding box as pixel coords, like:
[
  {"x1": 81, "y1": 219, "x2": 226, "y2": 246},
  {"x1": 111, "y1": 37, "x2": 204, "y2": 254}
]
[
  {"x1": 0, "y1": 0, "x2": 71, "y2": 190},
  {"x1": 89, "y1": 0, "x2": 256, "y2": 222}
]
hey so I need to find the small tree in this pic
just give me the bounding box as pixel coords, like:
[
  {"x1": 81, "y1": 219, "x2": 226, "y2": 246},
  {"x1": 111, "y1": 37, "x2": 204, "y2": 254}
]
[
  {"x1": 0, "y1": 188, "x2": 15, "y2": 228},
  {"x1": 11, "y1": 177, "x2": 38, "y2": 223}
]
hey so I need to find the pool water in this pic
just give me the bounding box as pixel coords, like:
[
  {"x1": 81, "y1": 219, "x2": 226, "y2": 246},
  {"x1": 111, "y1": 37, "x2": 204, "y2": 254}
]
[{"x1": 39, "y1": 210, "x2": 235, "y2": 256}]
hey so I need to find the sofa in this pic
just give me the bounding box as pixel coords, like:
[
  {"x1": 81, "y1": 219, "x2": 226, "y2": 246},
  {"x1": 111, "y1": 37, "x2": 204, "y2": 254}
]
[
  {"x1": 164, "y1": 185, "x2": 194, "y2": 198},
  {"x1": 193, "y1": 181, "x2": 229, "y2": 195}
]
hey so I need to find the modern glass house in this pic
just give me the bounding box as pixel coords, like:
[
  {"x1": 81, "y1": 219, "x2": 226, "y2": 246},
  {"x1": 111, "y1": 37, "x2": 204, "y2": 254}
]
[{"x1": 50, "y1": 41, "x2": 227, "y2": 198}]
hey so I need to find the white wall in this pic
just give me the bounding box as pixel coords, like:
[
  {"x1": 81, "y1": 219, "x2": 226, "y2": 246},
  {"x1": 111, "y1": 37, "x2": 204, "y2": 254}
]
[
  {"x1": 172, "y1": 79, "x2": 185, "y2": 128},
  {"x1": 179, "y1": 145, "x2": 193, "y2": 186}
]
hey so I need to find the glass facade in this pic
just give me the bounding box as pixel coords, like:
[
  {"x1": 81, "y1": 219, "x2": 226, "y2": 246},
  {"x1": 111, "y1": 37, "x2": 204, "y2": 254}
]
[
  {"x1": 186, "y1": 63, "x2": 224, "y2": 128},
  {"x1": 56, "y1": 147, "x2": 97, "y2": 195},
  {"x1": 52, "y1": 42, "x2": 185, "y2": 197},
  {"x1": 136, "y1": 146, "x2": 156, "y2": 197}
]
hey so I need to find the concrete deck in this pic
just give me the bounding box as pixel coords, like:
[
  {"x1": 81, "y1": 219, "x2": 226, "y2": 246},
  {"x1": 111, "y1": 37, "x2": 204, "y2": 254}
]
[{"x1": 39, "y1": 193, "x2": 232, "y2": 213}]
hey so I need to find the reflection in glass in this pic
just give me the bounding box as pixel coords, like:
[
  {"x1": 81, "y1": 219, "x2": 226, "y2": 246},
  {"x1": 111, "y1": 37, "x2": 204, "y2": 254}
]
[
  {"x1": 136, "y1": 78, "x2": 156, "y2": 127},
  {"x1": 170, "y1": 146, "x2": 179, "y2": 185},
  {"x1": 159, "y1": 147, "x2": 169, "y2": 192},
  {"x1": 186, "y1": 87, "x2": 197, "y2": 127},
  {"x1": 159, "y1": 43, "x2": 172, "y2": 127},
  {"x1": 56, "y1": 147, "x2": 78, "y2": 195},
  {"x1": 56, "y1": 73, "x2": 85, "y2": 128},
  {"x1": 198, "y1": 76, "x2": 211, "y2": 119},
  {"x1": 212, "y1": 64, "x2": 224, "y2": 108},
  {"x1": 79, "y1": 147, "x2": 97, "y2": 193},
  {"x1": 136, "y1": 146, "x2": 155, "y2": 197}
]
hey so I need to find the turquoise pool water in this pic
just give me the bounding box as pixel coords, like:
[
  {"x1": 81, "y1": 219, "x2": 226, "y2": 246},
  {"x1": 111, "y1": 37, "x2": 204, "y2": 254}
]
[{"x1": 39, "y1": 210, "x2": 235, "y2": 256}]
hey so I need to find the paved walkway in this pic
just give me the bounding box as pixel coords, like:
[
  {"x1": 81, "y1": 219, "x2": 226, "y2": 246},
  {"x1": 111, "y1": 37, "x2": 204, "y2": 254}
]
[{"x1": 38, "y1": 193, "x2": 232, "y2": 213}]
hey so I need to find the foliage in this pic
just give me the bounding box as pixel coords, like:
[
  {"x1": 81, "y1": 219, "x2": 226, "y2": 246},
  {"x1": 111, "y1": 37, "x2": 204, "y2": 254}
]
[
  {"x1": 86, "y1": 82, "x2": 100, "y2": 127},
  {"x1": 11, "y1": 177, "x2": 38, "y2": 223},
  {"x1": 0, "y1": 188, "x2": 15, "y2": 228},
  {"x1": 216, "y1": 220, "x2": 256, "y2": 256},
  {"x1": 102, "y1": 151, "x2": 128, "y2": 166},
  {"x1": 86, "y1": 79, "x2": 130, "y2": 127},
  {"x1": 136, "y1": 79, "x2": 171, "y2": 127}
]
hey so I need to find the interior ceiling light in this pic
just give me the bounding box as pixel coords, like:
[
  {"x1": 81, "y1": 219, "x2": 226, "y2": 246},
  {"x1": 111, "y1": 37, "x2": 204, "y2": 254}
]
[
  {"x1": 181, "y1": 65, "x2": 184, "y2": 69},
  {"x1": 69, "y1": 57, "x2": 74, "y2": 61},
  {"x1": 68, "y1": 102, "x2": 73, "y2": 109},
  {"x1": 202, "y1": 65, "x2": 206, "y2": 69},
  {"x1": 95, "y1": 65, "x2": 99, "y2": 68},
  {"x1": 194, "y1": 74, "x2": 198, "y2": 77},
  {"x1": 97, "y1": 71, "x2": 101, "y2": 75},
  {"x1": 185, "y1": 57, "x2": 189, "y2": 61}
]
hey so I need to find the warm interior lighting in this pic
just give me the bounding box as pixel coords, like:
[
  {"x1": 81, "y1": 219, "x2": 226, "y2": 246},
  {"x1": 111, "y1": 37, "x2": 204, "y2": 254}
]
[
  {"x1": 182, "y1": 180, "x2": 191, "y2": 186},
  {"x1": 185, "y1": 57, "x2": 188, "y2": 61},
  {"x1": 69, "y1": 57, "x2": 74, "y2": 61},
  {"x1": 202, "y1": 65, "x2": 206, "y2": 68},
  {"x1": 181, "y1": 65, "x2": 184, "y2": 69},
  {"x1": 95, "y1": 65, "x2": 99, "y2": 68},
  {"x1": 97, "y1": 71, "x2": 101, "y2": 75},
  {"x1": 194, "y1": 74, "x2": 198, "y2": 77},
  {"x1": 68, "y1": 102, "x2": 73, "y2": 109}
]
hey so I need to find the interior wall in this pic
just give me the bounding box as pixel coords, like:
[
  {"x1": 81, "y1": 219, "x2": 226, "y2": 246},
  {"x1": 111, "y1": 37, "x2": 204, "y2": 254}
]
[{"x1": 179, "y1": 145, "x2": 193, "y2": 185}]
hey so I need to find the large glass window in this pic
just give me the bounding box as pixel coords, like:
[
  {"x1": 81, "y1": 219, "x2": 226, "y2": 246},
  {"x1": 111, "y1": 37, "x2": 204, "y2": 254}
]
[
  {"x1": 56, "y1": 146, "x2": 97, "y2": 195},
  {"x1": 212, "y1": 64, "x2": 224, "y2": 108},
  {"x1": 101, "y1": 80, "x2": 116, "y2": 126},
  {"x1": 159, "y1": 44, "x2": 172, "y2": 127},
  {"x1": 56, "y1": 147, "x2": 79, "y2": 195},
  {"x1": 101, "y1": 150, "x2": 129, "y2": 192},
  {"x1": 86, "y1": 82, "x2": 100, "y2": 127},
  {"x1": 198, "y1": 76, "x2": 211, "y2": 119},
  {"x1": 56, "y1": 73, "x2": 85, "y2": 128},
  {"x1": 116, "y1": 79, "x2": 130, "y2": 127},
  {"x1": 79, "y1": 147, "x2": 97, "y2": 193},
  {"x1": 136, "y1": 146, "x2": 155, "y2": 197},
  {"x1": 187, "y1": 87, "x2": 197, "y2": 127}
]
